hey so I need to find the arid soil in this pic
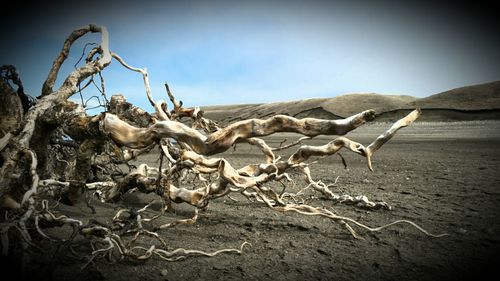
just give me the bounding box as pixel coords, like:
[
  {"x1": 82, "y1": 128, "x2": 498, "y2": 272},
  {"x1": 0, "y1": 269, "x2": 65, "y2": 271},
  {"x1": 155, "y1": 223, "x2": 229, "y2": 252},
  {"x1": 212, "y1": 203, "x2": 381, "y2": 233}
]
[{"x1": 5, "y1": 121, "x2": 500, "y2": 281}]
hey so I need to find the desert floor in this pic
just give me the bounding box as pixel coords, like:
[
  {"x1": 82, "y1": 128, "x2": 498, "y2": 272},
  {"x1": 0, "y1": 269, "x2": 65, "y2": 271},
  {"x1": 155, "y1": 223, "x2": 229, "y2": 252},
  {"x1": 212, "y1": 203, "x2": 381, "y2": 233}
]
[{"x1": 6, "y1": 120, "x2": 500, "y2": 281}]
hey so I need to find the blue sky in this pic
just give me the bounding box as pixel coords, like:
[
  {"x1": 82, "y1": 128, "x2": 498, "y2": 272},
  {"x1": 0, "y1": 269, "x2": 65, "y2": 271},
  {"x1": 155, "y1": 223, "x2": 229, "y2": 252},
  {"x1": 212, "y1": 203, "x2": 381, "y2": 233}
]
[{"x1": 1, "y1": 0, "x2": 499, "y2": 112}]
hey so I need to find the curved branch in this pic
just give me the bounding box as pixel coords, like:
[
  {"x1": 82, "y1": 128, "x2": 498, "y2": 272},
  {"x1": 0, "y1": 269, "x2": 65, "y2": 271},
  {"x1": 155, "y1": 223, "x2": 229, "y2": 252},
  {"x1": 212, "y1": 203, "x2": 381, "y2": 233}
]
[
  {"x1": 365, "y1": 108, "x2": 421, "y2": 170},
  {"x1": 245, "y1": 137, "x2": 275, "y2": 163},
  {"x1": 287, "y1": 109, "x2": 422, "y2": 171},
  {"x1": 272, "y1": 136, "x2": 311, "y2": 151},
  {"x1": 287, "y1": 136, "x2": 364, "y2": 164},
  {"x1": 205, "y1": 110, "x2": 376, "y2": 153},
  {"x1": 111, "y1": 52, "x2": 170, "y2": 121},
  {"x1": 42, "y1": 24, "x2": 110, "y2": 96},
  {"x1": 102, "y1": 109, "x2": 376, "y2": 155}
]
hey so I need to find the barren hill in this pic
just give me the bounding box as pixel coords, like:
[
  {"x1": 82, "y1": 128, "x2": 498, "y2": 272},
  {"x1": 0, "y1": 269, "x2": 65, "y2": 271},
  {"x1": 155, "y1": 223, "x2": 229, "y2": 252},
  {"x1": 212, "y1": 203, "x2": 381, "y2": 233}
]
[
  {"x1": 380, "y1": 80, "x2": 500, "y2": 121},
  {"x1": 407, "y1": 80, "x2": 500, "y2": 110},
  {"x1": 201, "y1": 80, "x2": 500, "y2": 123},
  {"x1": 202, "y1": 94, "x2": 416, "y2": 125}
]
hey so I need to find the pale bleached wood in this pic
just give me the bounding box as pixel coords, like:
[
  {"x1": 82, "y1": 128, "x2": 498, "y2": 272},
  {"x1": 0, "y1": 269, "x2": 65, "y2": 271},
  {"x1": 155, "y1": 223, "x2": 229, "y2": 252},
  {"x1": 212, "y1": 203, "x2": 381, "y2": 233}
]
[{"x1": 102, "y1": 109, "x2": 377, "y2": 155}]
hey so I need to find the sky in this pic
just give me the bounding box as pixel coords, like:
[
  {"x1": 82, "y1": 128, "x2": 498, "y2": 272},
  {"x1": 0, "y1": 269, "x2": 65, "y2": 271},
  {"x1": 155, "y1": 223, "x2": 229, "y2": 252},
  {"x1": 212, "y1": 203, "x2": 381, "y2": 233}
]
[{"x1": 1, "y1": 0, "x2": 499, "y2": 112}]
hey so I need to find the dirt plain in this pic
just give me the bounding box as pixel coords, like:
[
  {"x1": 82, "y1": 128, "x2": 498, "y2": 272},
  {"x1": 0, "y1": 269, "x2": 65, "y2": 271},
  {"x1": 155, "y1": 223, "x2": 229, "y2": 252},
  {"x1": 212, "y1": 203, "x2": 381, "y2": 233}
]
[{"x1": 4, "y1": 120, "x2": 500, "y2": 281}]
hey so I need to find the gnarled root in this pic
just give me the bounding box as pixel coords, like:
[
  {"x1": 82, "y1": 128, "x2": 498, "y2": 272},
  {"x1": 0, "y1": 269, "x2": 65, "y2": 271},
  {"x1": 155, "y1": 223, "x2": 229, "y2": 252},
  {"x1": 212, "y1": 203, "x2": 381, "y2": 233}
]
[{"x1": 273, "y1": 203, "x2": 448, "y2": 238}]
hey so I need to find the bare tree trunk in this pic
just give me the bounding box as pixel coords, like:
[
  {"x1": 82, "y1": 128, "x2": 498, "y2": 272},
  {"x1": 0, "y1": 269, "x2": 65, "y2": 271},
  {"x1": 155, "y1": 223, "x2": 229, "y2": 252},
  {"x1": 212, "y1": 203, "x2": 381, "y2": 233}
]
[{"x1": 1, "y1": 25, "x2": 111, "y2": 208}]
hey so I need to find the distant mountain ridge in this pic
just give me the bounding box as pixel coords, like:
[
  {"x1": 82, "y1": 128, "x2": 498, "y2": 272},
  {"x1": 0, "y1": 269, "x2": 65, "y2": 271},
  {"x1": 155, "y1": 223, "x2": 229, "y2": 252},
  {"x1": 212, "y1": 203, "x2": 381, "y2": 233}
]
[{"x1": 201, "y1": 80, "x2": 500, "y2": 123}]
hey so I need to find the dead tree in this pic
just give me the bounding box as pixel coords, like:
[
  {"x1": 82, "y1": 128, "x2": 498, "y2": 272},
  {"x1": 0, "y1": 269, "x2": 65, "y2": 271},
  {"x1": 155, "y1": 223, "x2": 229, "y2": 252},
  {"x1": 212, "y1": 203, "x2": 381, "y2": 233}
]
[{"x1": 0, "y1": 24, "x2": 447, "y2": 266}]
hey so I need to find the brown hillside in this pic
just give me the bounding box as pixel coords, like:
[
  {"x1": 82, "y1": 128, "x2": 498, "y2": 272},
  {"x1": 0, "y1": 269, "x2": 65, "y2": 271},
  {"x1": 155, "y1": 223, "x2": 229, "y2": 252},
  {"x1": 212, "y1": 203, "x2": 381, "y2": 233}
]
[
  {"x1": 202, "y1": 94, "x2": 415, "y2": 124},
  {"x1": 201, "y1": 81, "x2": 500, "y2": 123},
  {"x1": 407, "y1": 80, "x2": 500, "y2": 110},
  {"x1": 321, "y1": 93, "x2": 416, "y2": 116}
]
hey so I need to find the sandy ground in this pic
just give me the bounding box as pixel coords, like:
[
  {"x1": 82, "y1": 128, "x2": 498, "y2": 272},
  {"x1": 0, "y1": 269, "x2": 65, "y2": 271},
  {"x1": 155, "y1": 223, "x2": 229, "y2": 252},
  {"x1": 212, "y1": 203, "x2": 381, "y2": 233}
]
[{"x1": 5, "y1": 120, "x2": 500, "y2": 281}]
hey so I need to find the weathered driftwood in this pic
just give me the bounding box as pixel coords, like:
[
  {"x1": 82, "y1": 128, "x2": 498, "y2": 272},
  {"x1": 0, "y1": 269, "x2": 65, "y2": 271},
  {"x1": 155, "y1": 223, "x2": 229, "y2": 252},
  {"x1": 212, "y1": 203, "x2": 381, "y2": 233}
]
[
  {"x1": 0, "y1": 24, "x2": 446, "y2": 267},
  {"x1": 89, "y1": 109, "x2": 419, "y2": 210}
]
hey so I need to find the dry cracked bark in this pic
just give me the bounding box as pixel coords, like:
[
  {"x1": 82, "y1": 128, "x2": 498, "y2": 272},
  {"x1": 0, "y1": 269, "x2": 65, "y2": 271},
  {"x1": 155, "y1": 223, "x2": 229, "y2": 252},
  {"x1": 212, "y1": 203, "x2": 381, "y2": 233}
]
[{"x1": 0, "y1": 24, "x2": 446, "y2": 267}]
